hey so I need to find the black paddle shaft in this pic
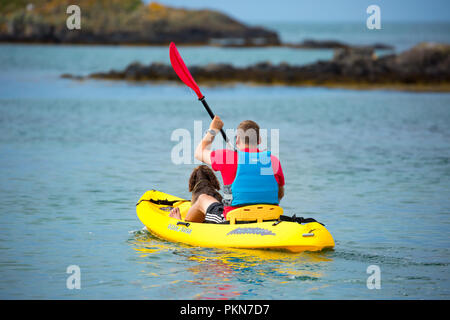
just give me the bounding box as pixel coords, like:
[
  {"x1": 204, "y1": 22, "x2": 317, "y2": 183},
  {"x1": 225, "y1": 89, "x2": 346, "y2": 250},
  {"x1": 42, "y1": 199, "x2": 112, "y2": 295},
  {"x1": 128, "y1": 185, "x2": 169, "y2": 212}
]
[{"x1": 199, "y1": 96, "x2": 229, "y2": 143}]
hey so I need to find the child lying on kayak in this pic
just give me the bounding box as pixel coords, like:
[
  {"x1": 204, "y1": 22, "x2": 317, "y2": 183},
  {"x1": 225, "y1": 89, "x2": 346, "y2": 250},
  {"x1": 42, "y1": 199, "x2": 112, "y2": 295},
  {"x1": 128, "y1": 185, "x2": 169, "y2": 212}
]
[{"x1": 169, "y1": 165, "x2": 224, "y2": 223}]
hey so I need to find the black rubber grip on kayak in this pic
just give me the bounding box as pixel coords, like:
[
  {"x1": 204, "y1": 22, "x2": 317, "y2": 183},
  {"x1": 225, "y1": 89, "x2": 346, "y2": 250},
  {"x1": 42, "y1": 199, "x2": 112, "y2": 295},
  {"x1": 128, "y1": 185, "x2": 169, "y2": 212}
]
[
  {"x1": 136, "y1": 198, "x2": 188, "y2": 206},
  {"x1": 177, "y1": 221, "x2": 190, "y2": 227}
]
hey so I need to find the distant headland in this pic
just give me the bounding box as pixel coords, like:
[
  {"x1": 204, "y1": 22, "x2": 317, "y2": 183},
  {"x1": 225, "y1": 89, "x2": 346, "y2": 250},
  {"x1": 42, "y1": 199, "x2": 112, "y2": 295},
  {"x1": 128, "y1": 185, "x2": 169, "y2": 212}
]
[
  {"x1": 0, "y1": 0, "x2": 279, "y2": 46},
  {"x1": 0, "y1": 0, "x2": 393, "y2": 50}
]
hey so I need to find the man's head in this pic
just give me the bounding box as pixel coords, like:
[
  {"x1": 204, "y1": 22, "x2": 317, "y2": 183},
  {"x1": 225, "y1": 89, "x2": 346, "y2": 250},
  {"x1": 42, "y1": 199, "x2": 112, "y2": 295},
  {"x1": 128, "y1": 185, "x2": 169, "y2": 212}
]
[{"x1": 236, "y1": 120, "x2": 260, "y2": 149}]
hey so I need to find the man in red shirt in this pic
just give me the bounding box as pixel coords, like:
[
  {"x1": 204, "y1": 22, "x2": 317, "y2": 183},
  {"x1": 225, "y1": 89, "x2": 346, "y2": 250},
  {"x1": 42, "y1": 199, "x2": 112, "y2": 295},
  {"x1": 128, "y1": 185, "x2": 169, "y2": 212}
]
[{"x1": 193, "y1": 116, "x2": 285, "y2": 223}]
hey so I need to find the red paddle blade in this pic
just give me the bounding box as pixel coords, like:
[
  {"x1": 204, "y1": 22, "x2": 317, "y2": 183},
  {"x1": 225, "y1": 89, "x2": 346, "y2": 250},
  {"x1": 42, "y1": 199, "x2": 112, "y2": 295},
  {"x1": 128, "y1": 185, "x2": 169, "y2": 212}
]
[{"x1": 169, "y1": 42, "x2": 203, "y2": 99}]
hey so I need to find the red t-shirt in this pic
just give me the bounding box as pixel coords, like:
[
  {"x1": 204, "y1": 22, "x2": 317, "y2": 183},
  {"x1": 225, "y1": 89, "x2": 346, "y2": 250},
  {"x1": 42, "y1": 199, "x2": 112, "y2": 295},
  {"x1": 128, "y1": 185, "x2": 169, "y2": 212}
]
[{"x1": 210, "y1": 148, "x2": 285, "y2": 217}]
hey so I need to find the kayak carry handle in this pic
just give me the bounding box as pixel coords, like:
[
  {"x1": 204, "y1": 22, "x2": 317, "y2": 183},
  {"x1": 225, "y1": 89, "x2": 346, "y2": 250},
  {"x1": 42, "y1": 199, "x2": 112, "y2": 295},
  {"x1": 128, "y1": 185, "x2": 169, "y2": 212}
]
[{"x1": 177, "y1": 221, "x2": 190, "y2": 227}]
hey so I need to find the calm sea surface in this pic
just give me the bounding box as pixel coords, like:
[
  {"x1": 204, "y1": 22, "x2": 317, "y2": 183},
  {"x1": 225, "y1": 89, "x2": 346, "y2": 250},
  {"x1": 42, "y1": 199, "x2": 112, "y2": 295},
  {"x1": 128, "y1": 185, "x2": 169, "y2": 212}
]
[{"x1": 0, "y1": 22, "x2": 449, "y2": 299}]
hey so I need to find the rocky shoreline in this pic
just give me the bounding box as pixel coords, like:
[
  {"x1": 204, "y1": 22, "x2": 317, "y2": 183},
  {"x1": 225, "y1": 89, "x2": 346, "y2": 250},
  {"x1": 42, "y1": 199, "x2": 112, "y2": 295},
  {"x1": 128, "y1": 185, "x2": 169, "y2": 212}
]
[
  {"x1": 283, "y1": 40, "x2": 393, "y2": 50},
  {"x1": 62, "y1": 43, "x2": 450, "y2": 92}
]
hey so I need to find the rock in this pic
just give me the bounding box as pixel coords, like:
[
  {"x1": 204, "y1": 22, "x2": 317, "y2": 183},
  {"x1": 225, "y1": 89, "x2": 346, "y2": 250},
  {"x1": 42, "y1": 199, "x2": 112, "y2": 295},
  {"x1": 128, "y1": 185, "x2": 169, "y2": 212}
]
[
  {"x1": 333, "y1": 47, "x2": 376, "y2": 63},
  {"x1": 393, "y1": 42, "x2": 450, "y2": 79},
  {"x1": 286, "y1": 39, "x2": 394, "y2": 51},
  {"x1": 292, "y1": 39, "x2": 349, "y2": 49}
]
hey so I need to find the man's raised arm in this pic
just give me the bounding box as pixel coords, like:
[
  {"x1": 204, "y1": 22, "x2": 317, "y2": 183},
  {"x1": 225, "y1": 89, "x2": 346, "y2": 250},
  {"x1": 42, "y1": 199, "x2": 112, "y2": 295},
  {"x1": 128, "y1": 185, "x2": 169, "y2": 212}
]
[{"x1": 194, "y1": 115, "x2": 224, "y2": 165}]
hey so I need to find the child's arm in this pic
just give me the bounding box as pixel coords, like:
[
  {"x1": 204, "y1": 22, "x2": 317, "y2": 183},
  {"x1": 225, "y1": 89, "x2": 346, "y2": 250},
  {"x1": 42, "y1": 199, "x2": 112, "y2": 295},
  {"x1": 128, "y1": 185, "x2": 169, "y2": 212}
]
[
  {"x1": 184, "y1": 201, "x2": 206, "y2": 223},
  {"x1": 278, "y1": 185, "x2": 284, "y2": 201}
]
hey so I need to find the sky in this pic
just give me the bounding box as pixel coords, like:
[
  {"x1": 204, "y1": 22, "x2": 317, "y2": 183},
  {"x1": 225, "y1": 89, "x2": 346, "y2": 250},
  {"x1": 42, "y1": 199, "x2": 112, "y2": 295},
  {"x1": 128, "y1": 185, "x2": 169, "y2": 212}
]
[{"x1": 146, "y1": 0, "x2": 450, "y2": 23}]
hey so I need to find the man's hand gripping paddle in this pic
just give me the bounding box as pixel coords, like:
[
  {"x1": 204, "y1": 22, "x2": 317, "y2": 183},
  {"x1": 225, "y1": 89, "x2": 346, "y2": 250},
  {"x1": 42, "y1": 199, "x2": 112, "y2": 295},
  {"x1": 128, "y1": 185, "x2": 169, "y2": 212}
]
[{"x1": 169, "y1": 42, "x2": 234, "y2": 150}]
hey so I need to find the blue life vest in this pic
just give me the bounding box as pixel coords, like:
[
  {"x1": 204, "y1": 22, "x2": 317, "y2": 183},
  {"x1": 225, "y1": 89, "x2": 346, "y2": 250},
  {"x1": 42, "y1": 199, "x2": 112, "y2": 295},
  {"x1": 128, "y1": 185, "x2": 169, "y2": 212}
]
[{"x1": 223, "y1": 150, "x2": 279, "y2": 206}]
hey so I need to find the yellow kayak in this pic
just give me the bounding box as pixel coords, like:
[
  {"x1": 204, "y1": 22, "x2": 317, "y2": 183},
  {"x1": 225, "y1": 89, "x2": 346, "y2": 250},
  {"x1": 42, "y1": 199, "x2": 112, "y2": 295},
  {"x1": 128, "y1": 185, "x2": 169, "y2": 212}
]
[{"x1": 136, "y1": 190, "x2": 335, "y2": 253}]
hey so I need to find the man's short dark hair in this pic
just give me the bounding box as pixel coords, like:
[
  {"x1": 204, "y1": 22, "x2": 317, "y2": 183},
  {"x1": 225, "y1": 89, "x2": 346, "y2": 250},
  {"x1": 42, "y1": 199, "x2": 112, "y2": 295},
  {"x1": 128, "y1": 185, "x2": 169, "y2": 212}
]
[{"x1": 237, "y1": 120, "x2": 260, "y2": 146}]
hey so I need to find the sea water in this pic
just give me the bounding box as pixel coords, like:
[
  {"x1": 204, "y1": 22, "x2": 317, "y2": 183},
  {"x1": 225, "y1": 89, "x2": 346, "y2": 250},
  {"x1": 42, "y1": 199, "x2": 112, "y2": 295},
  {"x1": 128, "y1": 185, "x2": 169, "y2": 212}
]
[{"x1": 0, "y1": 22, "x2": 449, "y2": 299}]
